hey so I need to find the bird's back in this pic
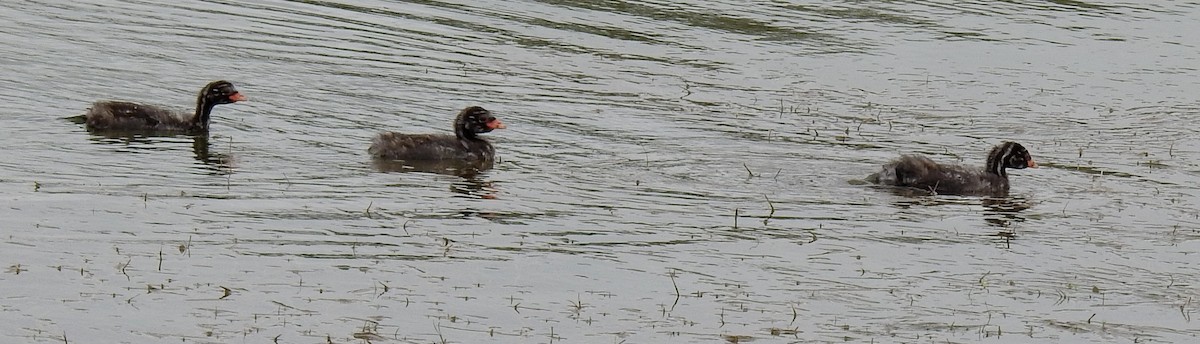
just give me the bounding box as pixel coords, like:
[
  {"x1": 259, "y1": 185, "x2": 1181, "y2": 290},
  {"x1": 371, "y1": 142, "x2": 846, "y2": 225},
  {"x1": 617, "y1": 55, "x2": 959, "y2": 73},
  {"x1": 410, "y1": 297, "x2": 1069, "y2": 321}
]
[
  {"x1": 85, "y1": 101, "x2": 192, "y2": 132},
  {"x1": 873, "y1": 154, "x2": 1009, "y2": 195},
  {"x1": 368, "y1": 132, "x2": 494, "y2": 161}
]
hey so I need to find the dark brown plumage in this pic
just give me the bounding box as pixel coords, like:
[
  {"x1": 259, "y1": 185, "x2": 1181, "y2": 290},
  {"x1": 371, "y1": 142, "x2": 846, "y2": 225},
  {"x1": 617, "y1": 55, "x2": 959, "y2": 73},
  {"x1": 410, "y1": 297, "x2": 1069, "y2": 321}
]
[
  {"x1": 369, "y1": 106, "x2": 506, "y2": 162},
  {"x1": 866, "y1": 141, "x2": 1037, "y2": 196},
  {"x1": 82, "y1": 80, "x2": 246, "y2": 133}
]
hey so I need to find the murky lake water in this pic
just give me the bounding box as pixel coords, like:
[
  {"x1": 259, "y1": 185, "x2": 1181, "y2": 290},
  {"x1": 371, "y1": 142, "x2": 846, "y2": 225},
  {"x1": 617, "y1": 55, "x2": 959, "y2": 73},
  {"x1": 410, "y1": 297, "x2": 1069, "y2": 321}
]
[{"x1": 2, "y1": 1, "x2": 1199, "y2": 343}]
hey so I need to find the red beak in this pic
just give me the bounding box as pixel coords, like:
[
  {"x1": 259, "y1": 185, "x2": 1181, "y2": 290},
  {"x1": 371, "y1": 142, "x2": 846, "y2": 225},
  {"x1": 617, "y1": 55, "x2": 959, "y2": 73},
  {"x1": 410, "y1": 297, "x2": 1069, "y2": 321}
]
[
  {"x1": 228, "y1": 92, "x2": 247, "y2": 102},
  {"x1": 1028, "y1": 159, "x2": 1038, "y2": 168},
  {"x1": 487, "y1": 119, "x2": 506, "y2": 129}
]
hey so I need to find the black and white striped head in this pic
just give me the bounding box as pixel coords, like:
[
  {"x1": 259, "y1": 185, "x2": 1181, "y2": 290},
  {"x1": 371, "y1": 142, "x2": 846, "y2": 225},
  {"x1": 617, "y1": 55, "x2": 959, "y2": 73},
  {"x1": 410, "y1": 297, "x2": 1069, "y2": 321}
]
[
  {"x1": 199, "y1": 80, "x2": 247, "y2": 105},
  {"x1": 454, "y1": 106, "x2": 506, "y2": 139},
  {"x1": 986, "y1": 141, "x2": 1037, "y2": 177}
]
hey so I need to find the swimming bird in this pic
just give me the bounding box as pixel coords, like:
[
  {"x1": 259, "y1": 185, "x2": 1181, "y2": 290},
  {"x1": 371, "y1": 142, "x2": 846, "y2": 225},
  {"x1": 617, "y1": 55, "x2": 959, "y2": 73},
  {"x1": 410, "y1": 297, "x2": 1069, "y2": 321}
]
[
  {"x1": 866, "y1": 141, "x2": 1037, "y2": 196},
  {"x1": 368, "y1": 106, "x2": 506, "y2": 162},
  {"x1": 82, "y1": 80, "x2": 246, "y2": 133}
]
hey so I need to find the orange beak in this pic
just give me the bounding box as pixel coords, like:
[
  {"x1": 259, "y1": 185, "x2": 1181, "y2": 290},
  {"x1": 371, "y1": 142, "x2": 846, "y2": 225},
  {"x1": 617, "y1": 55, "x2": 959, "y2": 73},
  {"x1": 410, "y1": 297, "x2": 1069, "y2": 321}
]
[
  {"x1": 1028, "y1": 159, "x2": 1038, "y2": 168},
  {"x1": 487, "y1": 119, "x2": 506, "y2": 129},
  {"x1": 229, "y1": 92, "x2": 247, "y2": 102}
]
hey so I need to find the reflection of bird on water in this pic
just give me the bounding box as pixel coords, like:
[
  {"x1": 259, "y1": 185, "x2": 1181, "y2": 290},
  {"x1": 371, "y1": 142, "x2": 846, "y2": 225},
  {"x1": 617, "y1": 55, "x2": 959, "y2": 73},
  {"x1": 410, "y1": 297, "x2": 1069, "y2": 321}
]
[
  {"x1": 982, "y1": 196, "x2": 1034, "y2": 228},
  {"x1": 73, "y1": 131, "x2": 235, "y2": 175},
  {"x1": 371, "y1": 159, "x2": 493, "y2": 178},
  {"x1": 372, "y1": 159, "x2": 500, "y2": 199},
  {"x1": 191, "y1": 134, "x2": 236, "y2": 172}
]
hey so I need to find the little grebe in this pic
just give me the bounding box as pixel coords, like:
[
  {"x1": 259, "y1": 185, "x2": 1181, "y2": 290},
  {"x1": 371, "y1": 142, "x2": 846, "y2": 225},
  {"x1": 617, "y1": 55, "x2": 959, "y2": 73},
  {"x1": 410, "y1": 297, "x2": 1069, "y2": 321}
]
[
  {"x1": 82, "y1": 80, "x2": 246, "y2": 133},
  {"x1": 867, "y1": 141, "x2": 1037, "y2": 196},
  {"x1": 368, "y1": 106, "x2": 506, "y2": 162}
]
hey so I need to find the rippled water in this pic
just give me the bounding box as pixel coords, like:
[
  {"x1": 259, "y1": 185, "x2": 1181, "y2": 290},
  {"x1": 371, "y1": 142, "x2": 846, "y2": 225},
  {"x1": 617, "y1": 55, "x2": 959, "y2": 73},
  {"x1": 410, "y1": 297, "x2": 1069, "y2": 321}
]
[{"x1": 2, "y1": 1, "x2": 1199, "y2": 343}]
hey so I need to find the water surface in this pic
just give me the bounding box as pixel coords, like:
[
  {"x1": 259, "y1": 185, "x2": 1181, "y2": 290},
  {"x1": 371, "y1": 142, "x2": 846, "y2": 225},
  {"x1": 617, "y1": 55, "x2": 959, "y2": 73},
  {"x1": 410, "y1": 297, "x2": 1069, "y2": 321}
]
[{"x1": 1, "y1": 1, "x2": 1199, "y2": 343}]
